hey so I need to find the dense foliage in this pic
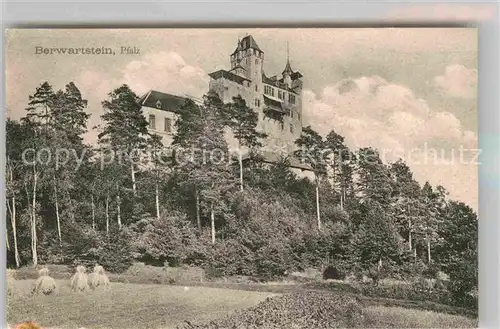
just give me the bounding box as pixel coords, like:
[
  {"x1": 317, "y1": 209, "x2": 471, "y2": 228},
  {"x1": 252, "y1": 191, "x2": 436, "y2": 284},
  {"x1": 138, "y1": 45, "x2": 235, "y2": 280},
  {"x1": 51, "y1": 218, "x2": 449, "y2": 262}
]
[{"x1": 6, "y1": 82, "x2": 478, "y2": 310}]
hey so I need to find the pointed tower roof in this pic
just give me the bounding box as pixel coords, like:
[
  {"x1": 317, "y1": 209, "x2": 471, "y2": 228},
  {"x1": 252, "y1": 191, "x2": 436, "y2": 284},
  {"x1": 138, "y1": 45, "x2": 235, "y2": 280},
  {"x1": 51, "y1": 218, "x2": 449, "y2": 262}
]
[
  {"x1": 282, "y1": 41, "x2": 294, "y2": 75},
  {"x1": 231, "y1": 35, "x2": 262, "y2": 55},
  {"x1": 282, "y1": 60, "x2": 294, "y2": 75},
  {"x1": 231, "y1": 38, "x2": 241, "y2": 55}
]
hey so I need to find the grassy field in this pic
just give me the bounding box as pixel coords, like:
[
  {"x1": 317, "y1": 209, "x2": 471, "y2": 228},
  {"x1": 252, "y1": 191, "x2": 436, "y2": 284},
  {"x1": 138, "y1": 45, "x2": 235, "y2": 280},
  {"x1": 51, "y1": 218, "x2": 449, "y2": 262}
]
[
  {"x1": 364, "y1": 305, "x2": 477, "y2": 328},
  {"x1": 8, "y1": 280, "x2": 275, "y2": 329},
  {"x1": 8, "y1": 272, "x2": 478, "y2": 329}
]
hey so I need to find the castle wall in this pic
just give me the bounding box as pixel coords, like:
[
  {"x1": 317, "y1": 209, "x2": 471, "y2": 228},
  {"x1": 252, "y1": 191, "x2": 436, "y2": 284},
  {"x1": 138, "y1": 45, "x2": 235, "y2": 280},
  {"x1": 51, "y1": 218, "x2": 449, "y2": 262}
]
[
  {"x1": 142, "y1": 106, "x2": 178, "y2": 146},
  {"x1": 293, "y1": 168, "x2": 315, "y2": 180},
  {"x1": 209, "y1": 78, "x2": 252, "y2": 105}
]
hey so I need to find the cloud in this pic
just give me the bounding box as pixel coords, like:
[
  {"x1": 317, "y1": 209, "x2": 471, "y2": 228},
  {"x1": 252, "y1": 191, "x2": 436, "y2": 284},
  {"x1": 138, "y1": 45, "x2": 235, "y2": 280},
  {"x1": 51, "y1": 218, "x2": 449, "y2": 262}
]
[
  {"x1": 302, "y1": 75, "x2": 478, "y2": 210},
  {"x1": 304, "y1": 76, "x2": 476, "y2": 148},
  {"x1": 75, "y1": 51, "x2": 209, "y2": 144},
  {"x1": 121, "y1": 51, "x2": 209, "y2": 98},
  {"x1": 434, "y1": 64, "x2": 477, "y2": 99},
  {"x1": 77, "y1": 50, "x2": 209, "y2": 102}
]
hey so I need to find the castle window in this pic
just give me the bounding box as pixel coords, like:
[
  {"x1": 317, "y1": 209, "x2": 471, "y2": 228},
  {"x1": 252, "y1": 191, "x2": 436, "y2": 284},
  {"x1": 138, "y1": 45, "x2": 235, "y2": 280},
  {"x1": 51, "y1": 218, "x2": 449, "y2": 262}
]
[
  {"x1": 164, "y1": 117, "x2": 172, "y2": 133},
  {"x1": 148, "y1": 114, "x2": 156, "y2": 130},
  {"x1": 255, "y1": 84, "x2": 258, "y2": 92},
  {"x1": 255, "y1": 58, "x2": 259, "y2": 64},
  {"x1": 290, "y1": 124, "x2": 294, "y2": 134},
  {"x1": 264, "y1": 85, "x2": 271, "y2": 95},
  {"x1": 278, "y1": 90, "x2": 286, "y2": 100},
  {"x1": 289, "y1": 94, "x2": 296, "y2": 104},
  {"x1": 255, "y1": 99, "x2": 260, "y2": 107},
  {"x1": 265, "y1": 86, "x2": 275, "y2": 97},
  {"x1": 155, "y1": 100, "x2": 162, "y2": 109}
]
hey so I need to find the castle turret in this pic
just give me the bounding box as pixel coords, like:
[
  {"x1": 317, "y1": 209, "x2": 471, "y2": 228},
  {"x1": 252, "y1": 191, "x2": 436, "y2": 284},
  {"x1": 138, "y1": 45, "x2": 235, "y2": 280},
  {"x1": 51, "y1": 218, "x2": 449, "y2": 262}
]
[{"x1": 282, "y1": 60, "x2": 293, "y2": 88}]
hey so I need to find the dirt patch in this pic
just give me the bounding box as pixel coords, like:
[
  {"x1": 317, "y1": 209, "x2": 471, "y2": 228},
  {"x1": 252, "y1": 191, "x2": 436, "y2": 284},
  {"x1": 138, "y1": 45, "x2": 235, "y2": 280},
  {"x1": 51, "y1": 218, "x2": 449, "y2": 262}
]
[{"x1": 179, "y1": 291, "x2": 365, "y2": 329}]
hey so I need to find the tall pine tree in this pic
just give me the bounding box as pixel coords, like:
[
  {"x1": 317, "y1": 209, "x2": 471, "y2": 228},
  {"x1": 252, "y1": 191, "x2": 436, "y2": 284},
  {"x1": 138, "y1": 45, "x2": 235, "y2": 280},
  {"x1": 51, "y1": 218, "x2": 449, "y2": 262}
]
[
  {"x1": 223, "y1": 95, "x2": 267, "y2": 191},
  {"x1": 295, "y1": 126, "x2": 327, "y2": 229}
]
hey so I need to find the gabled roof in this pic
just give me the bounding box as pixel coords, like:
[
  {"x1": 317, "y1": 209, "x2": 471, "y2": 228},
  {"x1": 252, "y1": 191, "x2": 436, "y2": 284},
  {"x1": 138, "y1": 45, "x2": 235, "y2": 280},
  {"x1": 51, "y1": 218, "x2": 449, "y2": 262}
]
[
  {"x1": 262, "y1": 73, "x2": 299, "y2": 95},
  {"x1": 208, "y1": 69, "x2": 251, "y2": 86},
  {"x1": 139, "y1": 90, "x2": 187, "y2": 113},
  {"x1": 231, "y1": 35, "x2": 262, "y2": 55},
  {"x1": 291, "y1": 71, "x2": 303, "y2": 80},
  {"x1": 229, "y1": 64, "x2": 247, "y2": 72},
  {"x1": 279, "y1": 71, "x2": 303, "y2": 81}
]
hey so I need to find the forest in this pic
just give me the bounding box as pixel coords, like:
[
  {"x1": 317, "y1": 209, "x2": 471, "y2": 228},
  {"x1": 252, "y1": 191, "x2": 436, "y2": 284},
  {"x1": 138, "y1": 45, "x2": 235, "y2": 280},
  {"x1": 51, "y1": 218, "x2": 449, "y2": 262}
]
[{"x1": 6, "y1": 81, "x2": 477, "y2": 310}]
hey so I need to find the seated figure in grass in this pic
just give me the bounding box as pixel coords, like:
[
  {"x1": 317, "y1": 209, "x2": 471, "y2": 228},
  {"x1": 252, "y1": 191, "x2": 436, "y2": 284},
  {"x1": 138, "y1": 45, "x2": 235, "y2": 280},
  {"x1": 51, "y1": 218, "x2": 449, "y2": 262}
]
[
  {"x1": 88, "y1": 264, "x2": 110, "y2": 290},
  {"x1": 32, "y1": 268, "x2": 57, "y2": 295},
  {"x1": 70, "y1": 265, "x2": 89, "y2": 292}
]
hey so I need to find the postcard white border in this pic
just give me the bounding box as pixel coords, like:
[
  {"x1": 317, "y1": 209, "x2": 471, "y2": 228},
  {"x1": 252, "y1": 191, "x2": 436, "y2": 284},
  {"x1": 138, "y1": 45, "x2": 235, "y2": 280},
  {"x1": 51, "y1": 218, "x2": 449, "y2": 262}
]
[{"x1": 1, "y1": 1, "x2": 498, "y2": 328}]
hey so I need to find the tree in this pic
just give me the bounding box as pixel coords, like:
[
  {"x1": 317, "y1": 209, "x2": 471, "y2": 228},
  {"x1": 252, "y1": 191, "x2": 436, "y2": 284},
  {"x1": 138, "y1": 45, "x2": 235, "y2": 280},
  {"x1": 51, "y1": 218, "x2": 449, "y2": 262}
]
[
  {"x1": 22, "y1": 81, "x2": 54, "y2": 128},
  {"x1": 6, "y1": 119, "x2": 24, "y2": 267},
  {"x1": 99, "y1": 85, "x2": 150, "y2": 198},
  {"x1": 324, "y1": 130, "x2": 352, "y2": 210},
  {"x1": 50, "y1": 82, "x2": 89, "y2": 144},
  {"x1": 419, "y1": 182, "x2": 447, "y2": 264},
  {"x1": 351, "y1": 200, "x2": 405, "y2": 270},
  {"x1": 47, "y1": 83, "x2": 90, "y2": 245},
  {"x1": 172, "y1": 98, "x2": 204, "y2": 147},
  {"x1": 130, "y1": 212, "x2": 204, "y2": 267},
  {"x1": 389, "y1": 159, "x2": 422, "y2": 258},
  {"x1": 223, "y1": 95, "x2": 267, "y2": 191},
  {"x1": 295, "y1": 126, "x2": 327, "y2": 229},
  {"x1": 147, "y1": 133, "x2": 171, "y2": 221},
  {"x1": 20, "y1": 82, "x2": 57, "y2": 265},
  {"x1": 355, "y1": 148, "x2": 393, "y2": 207},
  {"x1": 437, "y1": 201, "x2": 477, "y2": 297},
  {"x1": 175, "y1": 92, "x2": 236, "y2": 243},
  {"x1": 338, "y1": 149, "x2": 356, "y2": 210},
  {"x1": 172, "y1": 98, "x2": 205, "y2": 232}
]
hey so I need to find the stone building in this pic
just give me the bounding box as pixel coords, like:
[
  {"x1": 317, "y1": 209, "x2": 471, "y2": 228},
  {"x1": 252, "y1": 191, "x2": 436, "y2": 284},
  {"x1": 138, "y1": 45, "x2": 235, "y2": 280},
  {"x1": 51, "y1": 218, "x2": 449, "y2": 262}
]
[
  {"x1": 139, "y1": 90, "x2": 187, "y2": 146},
  {"x1": 139, "y1": 34, "x2": 311, "y2": 175},
  {"x1": 208, "y1": 35, "x2": 304, "y2": 154}
]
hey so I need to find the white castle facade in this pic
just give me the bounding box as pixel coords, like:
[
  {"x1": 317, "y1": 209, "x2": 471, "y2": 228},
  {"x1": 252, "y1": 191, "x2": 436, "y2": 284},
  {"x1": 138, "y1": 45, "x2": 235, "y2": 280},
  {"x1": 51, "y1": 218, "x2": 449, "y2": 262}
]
[{"x1": 140, "y1": 35, "x2": 311, "y2": 175}]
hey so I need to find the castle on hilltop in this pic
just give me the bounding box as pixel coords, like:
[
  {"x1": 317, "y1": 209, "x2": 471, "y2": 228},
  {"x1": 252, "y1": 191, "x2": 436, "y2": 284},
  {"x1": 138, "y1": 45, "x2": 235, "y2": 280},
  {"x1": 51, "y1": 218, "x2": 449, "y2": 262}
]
[
  {"x1": 208, "y1": 35, "x2": 304, "y2": 151},
  {"x1": 140, "y1": 35, "x2": 308, "y2": 171}
]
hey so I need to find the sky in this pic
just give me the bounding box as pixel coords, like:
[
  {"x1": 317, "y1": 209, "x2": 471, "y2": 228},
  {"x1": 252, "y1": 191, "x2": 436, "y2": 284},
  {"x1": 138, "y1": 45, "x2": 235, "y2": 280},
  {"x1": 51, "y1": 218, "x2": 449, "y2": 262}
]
[{"x1": 5, "y1": 28, "x2": 478, "y2": 210}]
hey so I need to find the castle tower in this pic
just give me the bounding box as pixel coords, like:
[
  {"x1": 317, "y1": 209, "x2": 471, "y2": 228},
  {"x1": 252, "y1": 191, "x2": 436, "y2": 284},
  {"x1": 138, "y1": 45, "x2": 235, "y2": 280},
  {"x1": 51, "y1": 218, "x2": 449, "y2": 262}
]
[
  {"x1": 208, "y1": 35, "x2": 304, "y2": 154},
  {"x1": 230, "y1": 35, "x2": 264, "y2": 95}
]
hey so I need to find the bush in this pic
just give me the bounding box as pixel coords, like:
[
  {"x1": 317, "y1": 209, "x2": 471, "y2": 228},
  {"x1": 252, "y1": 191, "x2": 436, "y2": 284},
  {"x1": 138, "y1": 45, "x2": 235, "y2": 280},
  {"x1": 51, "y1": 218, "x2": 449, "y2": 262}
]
[
  {"x1": 124, "y1": 262, "x2": 166, "y2": 283},
  {"x1": 359, "y1": 280, "x2": 477, "y2": 313},
  {"x1": 446, "y1": 253, "x2": 477, "y2": 301},
  {"x1": 367, "y1": 265, "x2": 384, "y2": 286},
  {"x1": 323, "y1": 265, "x2": 345, "y2": 280},
  {"x1": 130, "y1": 213, "x2": 208, "y2": 267},
  {"x1": 204, "y1": 264, "x2": 224, "y2": 280},
  {"x1": 66, "y1": 227, "x2": 133, "y2": 274}
]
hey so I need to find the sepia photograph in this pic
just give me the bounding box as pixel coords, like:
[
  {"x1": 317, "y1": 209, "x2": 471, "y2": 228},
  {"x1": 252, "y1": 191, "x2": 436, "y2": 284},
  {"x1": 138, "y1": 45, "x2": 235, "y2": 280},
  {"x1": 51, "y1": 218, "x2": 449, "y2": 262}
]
[{"x1": 5, "y1": 28, "x2": 478, "y2": 328}]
